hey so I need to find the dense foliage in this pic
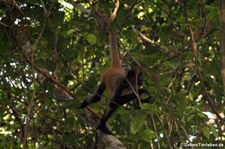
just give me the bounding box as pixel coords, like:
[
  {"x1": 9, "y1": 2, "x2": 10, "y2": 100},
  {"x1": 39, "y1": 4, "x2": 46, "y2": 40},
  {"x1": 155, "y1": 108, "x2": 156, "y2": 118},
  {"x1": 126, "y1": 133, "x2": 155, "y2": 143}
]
[{"x1": 0, "y1": 0, "x2": 224, "y2": 148}]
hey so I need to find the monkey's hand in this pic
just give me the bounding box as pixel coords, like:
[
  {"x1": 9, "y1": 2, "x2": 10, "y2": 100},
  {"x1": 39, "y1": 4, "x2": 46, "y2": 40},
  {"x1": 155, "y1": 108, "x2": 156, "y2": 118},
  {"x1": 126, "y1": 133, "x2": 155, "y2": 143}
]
[{"x1": 139, "y1": 89, "x2": 154, "y2": 103}]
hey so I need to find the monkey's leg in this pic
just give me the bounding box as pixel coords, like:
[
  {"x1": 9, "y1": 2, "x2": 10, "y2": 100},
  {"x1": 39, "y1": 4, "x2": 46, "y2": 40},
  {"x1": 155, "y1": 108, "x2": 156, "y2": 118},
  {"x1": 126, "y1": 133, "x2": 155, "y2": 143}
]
[
  {"x1": 97, "y1": 89, "x2": 145, "y2": 134},
  {"x1": 97, "y1": 87, "x2": 152, "y2": 134},
  {"x1": 79, "y1": 82, "x2": 106, "y2": 108},
  {"x1": 96, "y1": 80, "x2": 127, "y2": 134},
  {"x1": 97, "y1": 106, "x2": 117, "y2": 135}
]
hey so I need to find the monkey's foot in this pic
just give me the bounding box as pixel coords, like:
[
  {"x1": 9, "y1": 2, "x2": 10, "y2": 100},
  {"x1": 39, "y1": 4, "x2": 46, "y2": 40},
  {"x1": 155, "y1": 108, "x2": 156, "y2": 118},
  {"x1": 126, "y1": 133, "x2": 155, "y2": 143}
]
[{"x1": 97, "y1": 122, "x2": 112, "y2": 135}]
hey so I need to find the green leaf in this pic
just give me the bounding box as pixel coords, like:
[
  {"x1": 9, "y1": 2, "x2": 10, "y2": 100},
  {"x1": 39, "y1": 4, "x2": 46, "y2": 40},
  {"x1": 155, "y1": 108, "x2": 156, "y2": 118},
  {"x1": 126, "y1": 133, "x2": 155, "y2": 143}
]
[
  {"x1": 210, "y1": 125, "x2": 218, "y2": 138},
  {"x1": 187, "y1": 114, "x2": 195, "y2": 122},
  {"x1": 62, "y1": 133, "x2": 77, "y2": 145},
  {"x1": 130, "y1": 111, "x2": 147, "y2": 134},
  {"x1": 143, "y1": 1, "x2": 151, "y2": 11},
  {"x1": 61, "y1": 100, "x2": 80, "y2": 109},
  {"x1": 86, "y1": 34, "x2": 97, "y2": 45},
  {"x1": 139, "y1": 129, "x2": 156, "y2": 143},
  {"x1": 116, "y1": 108, "x2": 130, "y2": 115},
  {"x1": 142, "y1": 52, "x2": 162, "y2": 65},
  {"x1": 197, "y1": 113, "x2": 207, "y2": 118},
  {"x1": 140, "y1": 103, "x2": 158, "y2": 115},
  {"x1": 161, "y1": 4, "x2": 169, "y2": 18},
  {"x1": 174, "y1": 92, "x2": 186, "y2": 114},
  {"x1": 65, "y1": 116, "x2": 75, "y2": 126},
  {"x1": 63, "y1": 74, "x2": 74, "y2": 85},
  {"x1": 96, "y1": 33, "x2": 107, "y2": 47},
  {"x1": 203, "y1": 127, "x2": 210, "y2": 140},
  {"x1": 205, "y1": 5, "x2": 219, "y2": 23},
  {"x1": 46, "y1": 60, "x2": 56, "y2": 72},
  {"x1": 25, "y1": 0, "x2": 38, "y2": 4},
  {"x1": 0, "y1": 108, "x2": 5, "y2": 117},
  {"x1": 0, "y1": 98, "x2": 10, "y2": 105},
  {"x1": 67, "y1": 29, "x2": 76, "y2": 35}
]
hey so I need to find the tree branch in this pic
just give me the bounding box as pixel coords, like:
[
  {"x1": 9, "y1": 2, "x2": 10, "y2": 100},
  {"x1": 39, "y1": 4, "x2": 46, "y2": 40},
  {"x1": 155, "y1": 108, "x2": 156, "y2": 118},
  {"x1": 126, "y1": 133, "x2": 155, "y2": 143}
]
[
  {"x1": 132, "y1": 26, "x2": 170, "y2": 56},
  {"x1": 118, "y1": 0, "x2": 142, "y2": 34},
  {"x1": 220, "y1": 0, "x2": 225, "y2": 95},
  {"x1": 70, "y1": 1, "x2": 91, "y2": 15}
]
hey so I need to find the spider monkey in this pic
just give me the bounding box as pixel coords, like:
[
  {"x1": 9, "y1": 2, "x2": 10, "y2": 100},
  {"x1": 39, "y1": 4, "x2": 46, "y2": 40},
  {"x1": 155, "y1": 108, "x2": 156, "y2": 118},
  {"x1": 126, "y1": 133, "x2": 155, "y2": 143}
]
[{"x1": 79, "y1": 31, "x2": 152, "y2": 134}]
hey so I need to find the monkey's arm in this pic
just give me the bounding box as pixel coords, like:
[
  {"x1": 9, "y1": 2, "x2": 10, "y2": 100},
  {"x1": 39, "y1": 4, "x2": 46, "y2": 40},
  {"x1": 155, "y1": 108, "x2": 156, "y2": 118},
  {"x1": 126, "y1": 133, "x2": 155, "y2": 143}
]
[
  {"x1": 79, "y1": 82, "x2": 106, "y2": 109},
  {"x1": 111, "y1": 89, "x2": 152, "y2": 106}
]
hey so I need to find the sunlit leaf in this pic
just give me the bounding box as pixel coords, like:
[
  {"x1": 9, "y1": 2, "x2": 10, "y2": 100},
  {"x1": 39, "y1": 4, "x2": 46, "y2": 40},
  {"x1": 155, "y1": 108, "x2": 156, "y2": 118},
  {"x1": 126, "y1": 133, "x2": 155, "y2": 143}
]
[
  {"x1": 86, "y1": 34, "x2": 97, "y2": 45},
  {"x1": 130, "y1": 111, "x2": 147, "y2": 134},
  {"x1": 140, "y1": 103, "x2": 158, "y2": 115},
  {"x1": 210, "y1": 125, "x2": 218, "y2": 138},
  {"x1": 203, "y1": 127, "x2": 210, "y2": 140},
  {"x1": 67, "y1": 29, "x2": 76, "y2": 35},
  {"x1": 187, "y1": 114, "x2": 195, "y2": 122},
  {"x1": 139, "y1": 129, "x2": 156, "y2": 143}
]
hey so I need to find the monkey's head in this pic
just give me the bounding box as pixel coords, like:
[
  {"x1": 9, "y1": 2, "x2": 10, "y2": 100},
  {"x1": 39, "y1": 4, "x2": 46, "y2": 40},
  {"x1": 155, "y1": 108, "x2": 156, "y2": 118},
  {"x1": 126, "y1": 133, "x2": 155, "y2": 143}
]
[{"x1": 126, "y1": 69, "x2": 143, "y2": 86}]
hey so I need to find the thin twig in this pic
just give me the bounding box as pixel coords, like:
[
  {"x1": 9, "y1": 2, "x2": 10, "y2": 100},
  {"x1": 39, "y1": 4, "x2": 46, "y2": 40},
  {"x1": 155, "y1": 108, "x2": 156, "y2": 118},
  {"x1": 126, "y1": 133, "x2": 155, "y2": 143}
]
[
  {"x1": 40, "y1": 0, "x2": 48, "y2": 15},
  {"x1": 118, "y1": 0, "x2": 142, "y2": 34},
  {"x1": 0, "y1": 22, "x2": 7, "y2": 27},
  {"x1": 151, "y1": 0, "x2": 185, "y2": 37},
  {"x1": 150, "y1": 114, "x2": 161, "y2": 149},
  {"x1": 132, "y1": 26, "x2": 169, "y2": 56},
  {"x1": 23, "y1": 87, "x2": 36, "y2": 149}
]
